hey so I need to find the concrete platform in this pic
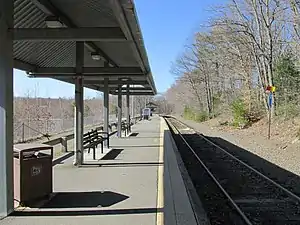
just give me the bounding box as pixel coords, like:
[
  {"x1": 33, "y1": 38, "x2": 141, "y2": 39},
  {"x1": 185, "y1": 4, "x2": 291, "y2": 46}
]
[{"x1": 0, "y1": 116, "x2": 206, "y2": 225}]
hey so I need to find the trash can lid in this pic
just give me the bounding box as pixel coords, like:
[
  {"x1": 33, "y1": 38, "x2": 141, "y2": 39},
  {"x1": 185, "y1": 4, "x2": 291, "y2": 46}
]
[
  {"x1": 14, "y1": 143, "x2": 52, "y2": 152},
  {"x1": 14, "y1": 143, "x2": 53, "y2": 151},
  {"x1": 14, "y1": 143, "x2": 53, "y2": 158}
]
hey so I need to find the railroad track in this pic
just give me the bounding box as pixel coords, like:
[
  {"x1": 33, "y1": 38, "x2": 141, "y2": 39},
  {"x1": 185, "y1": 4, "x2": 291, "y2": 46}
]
[{"x1": 164, "y1": 116, "x2": 300, "y2": 225}]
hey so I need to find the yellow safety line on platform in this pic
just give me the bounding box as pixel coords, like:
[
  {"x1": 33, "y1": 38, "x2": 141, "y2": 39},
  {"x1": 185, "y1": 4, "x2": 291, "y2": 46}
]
[{"x1": 156, "y1": 118, "x2": 165, "y2": 225}]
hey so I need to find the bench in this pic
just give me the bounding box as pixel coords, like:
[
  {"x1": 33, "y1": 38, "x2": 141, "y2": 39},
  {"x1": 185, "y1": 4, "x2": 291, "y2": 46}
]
[
  {"x1": 121, "y1": 121, "x2": 131, "y2": 136},
  {"x1": 109, "y1": 120, "x2": 130, "y2": 136},
  {"x1": 99, "y1": 124, "x2": 113, "y2": 133},
  {"x1": 96, "y1": 130, "x2": 111, "y2": 148},
  {"x1": 83, "y1": 129, "x2": 111, "y2": 160}
]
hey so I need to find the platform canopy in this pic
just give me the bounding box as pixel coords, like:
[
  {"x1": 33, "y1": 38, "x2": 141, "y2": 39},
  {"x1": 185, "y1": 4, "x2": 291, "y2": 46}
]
[{"x1": 13, "y1": 0, "x2": 157, "y2": 95}]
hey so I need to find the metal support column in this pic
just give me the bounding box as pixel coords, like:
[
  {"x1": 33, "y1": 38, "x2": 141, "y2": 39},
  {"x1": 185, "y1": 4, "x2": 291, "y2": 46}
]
[
  {"x1": 73, "y1": 41, "x2": 84, "y2": 166},
  {"x1": 131, "y1": 95, "x2": 135, "y2": 119},
  {"x1": 103, "y1": 78, "x2": 109, "y2": 147},
  {"x1": 73, "y1": 78, "x2": 84, "y2": 165},
  {"x1": 126, "y1": 84, "x2": 130, "y2": 133},
  {"x1": 0, "y1": 0, "x2": 14, "y2": 217},
  {"x1": 117, "y1": 85, "x2": 122, "y2": 138}
]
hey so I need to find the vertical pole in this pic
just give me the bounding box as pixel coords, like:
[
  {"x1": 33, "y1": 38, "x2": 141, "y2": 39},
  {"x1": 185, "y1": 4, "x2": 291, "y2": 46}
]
[
  {"x1": 74, "y1": 78, "x2": 84, "y2": 165},
  {"x1": 268, "y1": 92, "x2": 272, "y2": 140},
  {"x1": 61, "y1": 136, "x2": 68, "y2": 153},
  {"x1": 117, "y1": 85, "x2": 122, "y2": 138},
  {"x1": 73, "y1": 101, "x2": 77, "y2": 158},
  {"x1": 131, "y1": 95, "x2": 134, "y2": 119},
  {"x1": 73, "y1": 41, "x2": 84, "y2": 166},
  {"x1": 22, "y1": 123, "x2": 25, "y2": 142},
  {"x1": 268, "y1": 107, "x2": 271, "y2": 140},
  {"x1": 0, "y1": 0, "x2": 14, "y2": 217},
  {"x1": 126, "y1": 84, "x2": 130, "y2": 133},
  {"x1": 79, "y1": 85, "x2": 84, "y2": 164},
  {"x1": 284, "y1": 88, "x2": 287, "y2": 119},
  {"x1": 103, "y1": 78, "x2": 109, "y2": 147}
]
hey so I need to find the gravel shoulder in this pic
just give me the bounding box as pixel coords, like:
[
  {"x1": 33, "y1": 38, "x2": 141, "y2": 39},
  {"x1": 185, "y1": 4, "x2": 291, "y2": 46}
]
[{"x1": 178, "y1": 116, "x2": 300, "y2": 177}]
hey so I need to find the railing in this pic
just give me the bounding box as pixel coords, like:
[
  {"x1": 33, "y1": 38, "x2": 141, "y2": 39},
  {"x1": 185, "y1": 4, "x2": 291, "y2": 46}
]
[
  {"x1": 41, "y1": 116, "x2": 141, "y2": 154},
  {"x1": 13, "y1": 115, "x2": 118, "y2": 143}
]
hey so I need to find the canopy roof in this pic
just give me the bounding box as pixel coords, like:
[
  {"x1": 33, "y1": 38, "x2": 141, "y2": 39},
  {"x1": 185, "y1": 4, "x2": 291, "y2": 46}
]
[{"x1": 13, "y1": 0, "x2": 156, "y2": 95}]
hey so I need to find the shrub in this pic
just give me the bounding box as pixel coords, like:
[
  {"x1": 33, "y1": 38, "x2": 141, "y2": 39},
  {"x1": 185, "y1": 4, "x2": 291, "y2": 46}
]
[
  {"x1": 183, "y1": 106, "x2": 195, "y2": 120},
  {"x1": 183, "y1": 106, "x2": 208, "y2": 122},
  {"x1": 195, "y1": 111, "x2": 208, "y2": 122},
  {"x1": 276, "y1": 101, "x2": 300, "y2": 119},
  {"x1": 231, "y1": 98, "x2": 249, "y2": 128}
]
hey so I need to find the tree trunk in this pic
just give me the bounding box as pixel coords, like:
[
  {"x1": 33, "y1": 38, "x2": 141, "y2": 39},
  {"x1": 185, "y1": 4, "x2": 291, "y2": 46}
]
[{"x1": 204, "y1": 73, "x2": 213, "y2": 116}]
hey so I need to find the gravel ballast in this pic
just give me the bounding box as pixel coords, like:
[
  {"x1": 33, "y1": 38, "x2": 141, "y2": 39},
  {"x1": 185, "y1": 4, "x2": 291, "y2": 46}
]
[{"x1": 179, "y1": 117, "x2": 300, "y2": 177}]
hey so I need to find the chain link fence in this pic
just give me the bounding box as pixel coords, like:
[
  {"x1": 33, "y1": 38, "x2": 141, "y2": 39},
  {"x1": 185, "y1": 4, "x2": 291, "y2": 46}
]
[{"x1": 13, "y1": 116, "x2": 104, "y2": 143}]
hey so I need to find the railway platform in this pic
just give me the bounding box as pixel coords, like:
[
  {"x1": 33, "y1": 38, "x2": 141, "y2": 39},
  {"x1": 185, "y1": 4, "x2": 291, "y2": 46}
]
[{"x1": 0, "y1": 116, "x2": 206, "y2": 225}]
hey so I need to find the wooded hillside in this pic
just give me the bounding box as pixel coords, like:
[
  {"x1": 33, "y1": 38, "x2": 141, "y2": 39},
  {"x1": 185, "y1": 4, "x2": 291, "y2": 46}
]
[{"x1": 162, "y1": 0, "x2": 300, "y2": 130}]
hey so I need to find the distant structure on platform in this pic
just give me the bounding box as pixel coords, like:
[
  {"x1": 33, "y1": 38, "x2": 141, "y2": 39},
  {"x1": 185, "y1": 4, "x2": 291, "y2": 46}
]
[{"x1": 146, "y1": 102, "x2": 158, "y2": 113}]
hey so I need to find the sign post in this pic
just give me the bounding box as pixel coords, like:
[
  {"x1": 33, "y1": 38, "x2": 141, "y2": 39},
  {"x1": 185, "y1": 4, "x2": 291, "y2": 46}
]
[
  {"x1": 268, "y1": 92, "x2": 272, "y2": 139},
  {"x1": 266, "y1": 85, "x2": 275, "y2": 140}
]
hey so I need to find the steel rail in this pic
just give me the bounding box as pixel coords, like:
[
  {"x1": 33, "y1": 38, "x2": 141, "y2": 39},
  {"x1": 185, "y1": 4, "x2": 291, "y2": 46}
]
[
  {"x1": 165, "y1": 118, "x2": 253, "y2": 225},
  {"x1": 174, "y1": 117, "x2": 300, "y2": 203}
]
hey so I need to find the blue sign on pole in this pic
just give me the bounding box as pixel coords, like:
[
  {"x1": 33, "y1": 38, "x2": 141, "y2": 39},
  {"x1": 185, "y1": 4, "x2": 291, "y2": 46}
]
[{"x1": 268, "y1": 92, "x2": 273, "y2": 108}]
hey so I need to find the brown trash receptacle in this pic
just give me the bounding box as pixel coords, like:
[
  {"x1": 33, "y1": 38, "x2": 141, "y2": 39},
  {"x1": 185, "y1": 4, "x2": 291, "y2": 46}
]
[{"x1": 13, "y1": 143, "x2": 53, "y2": 203}]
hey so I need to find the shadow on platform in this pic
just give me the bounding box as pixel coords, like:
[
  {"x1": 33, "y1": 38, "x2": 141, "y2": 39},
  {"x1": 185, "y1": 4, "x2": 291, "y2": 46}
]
[
  {"x1": 101, "y1": 148, "x2": 123, "y2": 160},
  {"x1": 124, "y1": 136, "x2": 162, "y2": 139},
  {"x1": 12, "y1": 207, "x2": 162, "y2": 217},
  {"x1": 128, "y1": 132, "x2": 139, "y2": 137},
  {"x1": 111, "y1": 145, "x2": 162, "y2": 148},
  {"x1": 42, "y1": 191, "x2": 129, "y2": 208},
  {"x1": 81, "y1": 162, "x2": 163, "y2": 167}
]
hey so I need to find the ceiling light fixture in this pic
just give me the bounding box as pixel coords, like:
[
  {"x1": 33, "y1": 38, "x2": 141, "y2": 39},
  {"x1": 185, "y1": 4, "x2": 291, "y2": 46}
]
[
  {"x1": 91, "y1": 52, "x2": 101, "y2": 61},
  {"x1": 45, "y1": 16, "x2": 63, "y2": 28}
]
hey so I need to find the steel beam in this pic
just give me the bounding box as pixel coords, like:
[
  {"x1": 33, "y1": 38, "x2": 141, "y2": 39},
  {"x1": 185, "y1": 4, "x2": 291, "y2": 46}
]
[
  {"x1": 119, "y1": 87, "x2": 152, "y2": 91},
  {"x1": 109, "y1": 0, "x2": 146, "y2": 72},
  {"x1": 109, "y1": 0, "x2": 157, "y2": 94},
  {"x1": 100, "y1": 85, "x2": 150, "y2": 89},
  {"x1": 30, "y1": 75, "x2": 150, "y2": 92},
  {"x1": 147, "y1": 76, "x2": 157, "y2": 94},
  {"x1": 33, "y1": 67, "x2": 143, "y2": 75},
  {"x1": 73, "y1": 42, "x2": 84, "y2": 166},
  {"x1": 11, "y1": 28, "x2": 126, "y2": 41},
  {"x1": 117, "y1": 85, "x2": 122, "y2": 138},
  {"x1": 126, "y1": 84, "x2": 130, "y2": 133},
  {"x1": 84, "y1": 80, "x2": 149, "y2": 85},
  {"x1": 0, "y1": 0, "x2": 14, "y2": 218},
  {"x1": 103, "y1": 78, "x2": 109, "y2": 147},
  {"x1": 111, "y1": 91, "x2": 154, "y2": 96},
  {"x1": 30, "y1": 0, "x2": 118, "y2": 67},
  {"x1": 13, "y1": 59, "x2": 36, "y2": 72},
  {"x1": 29, "y1": 74, "x2": 145, "y2": 79}
]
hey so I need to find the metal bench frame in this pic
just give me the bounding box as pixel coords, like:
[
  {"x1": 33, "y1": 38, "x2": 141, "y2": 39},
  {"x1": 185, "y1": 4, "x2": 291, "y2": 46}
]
[{"x1": 83, "y1": 130, "x2": 104, "y2": 160}]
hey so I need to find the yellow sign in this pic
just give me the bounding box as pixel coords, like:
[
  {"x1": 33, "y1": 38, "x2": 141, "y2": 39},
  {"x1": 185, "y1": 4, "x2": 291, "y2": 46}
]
[{"x1": 271, "y1": 86, "x2": 276, "y2": 92}]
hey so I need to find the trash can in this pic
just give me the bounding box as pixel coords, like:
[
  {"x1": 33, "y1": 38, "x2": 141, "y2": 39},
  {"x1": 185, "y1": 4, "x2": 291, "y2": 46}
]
[{"x1": 13, "y1": 143, "x2": 53, "y2": 204}]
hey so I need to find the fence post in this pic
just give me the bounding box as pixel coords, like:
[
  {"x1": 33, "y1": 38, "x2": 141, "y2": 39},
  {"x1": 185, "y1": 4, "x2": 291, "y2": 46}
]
[
  {"x1": 22, "y1": 123, "x2": 25, "y2": 142},
  {"x1": 46, "y1": 119, "x2": 49, "y2": 134},
  {"x1": 61, "y1": 136, "x2": 68, "y2": 153}
]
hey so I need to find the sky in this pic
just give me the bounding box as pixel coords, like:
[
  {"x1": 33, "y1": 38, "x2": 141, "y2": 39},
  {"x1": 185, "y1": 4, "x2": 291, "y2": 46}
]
[{"x1": 14, "y1": 0, "x2": 225, "y2": 98}]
